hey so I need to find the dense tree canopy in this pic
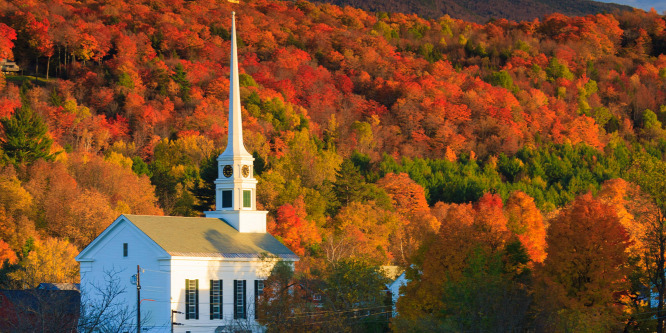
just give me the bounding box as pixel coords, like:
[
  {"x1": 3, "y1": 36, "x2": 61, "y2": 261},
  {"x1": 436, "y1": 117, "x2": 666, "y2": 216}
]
[{"x1": 0, "y1": 0, "x2": 664, "y2": 330}]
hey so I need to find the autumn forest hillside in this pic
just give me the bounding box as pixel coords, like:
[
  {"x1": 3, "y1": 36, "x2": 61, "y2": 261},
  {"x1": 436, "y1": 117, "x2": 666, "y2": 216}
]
[
  {"x1": 314, "y1": 0, "x2": 633, "y2": 23},
  {"x1": 1, "y1": 0, "x2": 666, "y2": 330}
]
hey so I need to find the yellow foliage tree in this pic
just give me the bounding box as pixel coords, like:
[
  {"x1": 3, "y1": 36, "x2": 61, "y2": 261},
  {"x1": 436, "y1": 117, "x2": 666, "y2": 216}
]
[
  {"x1": 329, "y1": 201, "x2": 400, "y2": 264},
  {"x1": 9, "y1": 237, "x2": 79, "y2": 288},
  {"x1": 0, "y1": 170, "x2": 36, "y2": 250}
]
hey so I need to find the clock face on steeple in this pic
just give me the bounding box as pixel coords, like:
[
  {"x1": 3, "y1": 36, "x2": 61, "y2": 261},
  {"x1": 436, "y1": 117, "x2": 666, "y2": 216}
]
[
  {"x1": 242, "y1": 165, "x2": 250, "y2": 178},
  {"x1": 223, "y1": 165, "x2": 233, "y2": 178}
]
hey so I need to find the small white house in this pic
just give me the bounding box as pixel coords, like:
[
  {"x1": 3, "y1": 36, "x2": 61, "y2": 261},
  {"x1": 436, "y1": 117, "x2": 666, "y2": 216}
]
[
  {"x1": 386, "y1": 271, "x2": 409, "y2": 317},
  {"x1": 76, "y1": 12, "x2": 297, "y2": 333}
]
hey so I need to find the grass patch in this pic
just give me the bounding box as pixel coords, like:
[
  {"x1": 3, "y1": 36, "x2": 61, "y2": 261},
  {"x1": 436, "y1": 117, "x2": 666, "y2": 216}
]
[{"x1": 5, "y1": 75, "x2": 51, "y2": 86}]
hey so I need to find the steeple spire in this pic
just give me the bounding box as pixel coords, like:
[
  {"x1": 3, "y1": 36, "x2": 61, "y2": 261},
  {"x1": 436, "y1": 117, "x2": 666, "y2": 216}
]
[
  {"x1": 205, "y1": 12, "x2": 266, "y2": 233},
  {"x1": 221, "y1": 11, "x2": 251, "y2": 159}
]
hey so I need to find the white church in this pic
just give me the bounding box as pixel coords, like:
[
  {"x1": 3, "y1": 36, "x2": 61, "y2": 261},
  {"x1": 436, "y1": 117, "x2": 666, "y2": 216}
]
[{"x1": 75, "y1": 12, "x2": 298, "y2": 333}]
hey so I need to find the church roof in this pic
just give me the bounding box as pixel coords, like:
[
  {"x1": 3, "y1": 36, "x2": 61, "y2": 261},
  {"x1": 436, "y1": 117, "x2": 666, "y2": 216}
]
[{"x1": 123, "y1": 214, "x2": 297, "y2": 260}]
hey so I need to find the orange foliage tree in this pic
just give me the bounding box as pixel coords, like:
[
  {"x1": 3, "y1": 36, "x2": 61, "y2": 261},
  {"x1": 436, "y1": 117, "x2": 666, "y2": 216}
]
[
  {"x1": 474, "y1": 192, "x2": 511, "y2": 248},
  {"x1": 396, "y1": 196, "x2": 532, "y2": 330},
  {"x1": 597, "y1": 179, "x2": 650, "y2": 258},
  {"x1": 377, "y1": 172, "x2": 439, "y2": 264},
  {"x1": 0, "y1": 239, "x2": 18, "y2": 268},
  {"x1": 23, "y1": 154, "x2": 162, "y2": 248},
  {"x1": 396, "y1": 203, "x2": 476, "y2": 320},
  {"x1": 504, "y1": 191, "x2": 546, "y2": 263},
  {"x1": 536, "y1": 193, "x2": 630, "y2": 331},
  {"x1": 270, "y1": 198, "x2": 321, "y2": 257},
  {"x1": 0, "y1": 23, "x2": 16, "y2": 60}
]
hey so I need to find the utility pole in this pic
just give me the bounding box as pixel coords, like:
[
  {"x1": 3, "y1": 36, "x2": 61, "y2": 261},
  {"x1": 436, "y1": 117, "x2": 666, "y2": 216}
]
[
  {"x1": 171, "y1": 310, "x2": 183, "y2": 333},
  {"x1": 137, "y1": 265, "x2": 141, "y2": 333}
]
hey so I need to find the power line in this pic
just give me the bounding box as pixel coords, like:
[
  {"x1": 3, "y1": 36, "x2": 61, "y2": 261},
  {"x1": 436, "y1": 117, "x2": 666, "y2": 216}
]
[
  {"x1": 283, "y1": 305, "x2": 392, "y2": 319},
  {"x1": 141, "y1": 268, "x2": 171, "y2": 274},
  {"x1": 290, "y1": 310, "x2": 393, "y2": 327}
]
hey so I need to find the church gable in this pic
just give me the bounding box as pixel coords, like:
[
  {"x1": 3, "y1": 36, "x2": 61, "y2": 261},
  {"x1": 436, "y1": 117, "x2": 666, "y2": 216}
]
[{"x1": 75, "y1": 215, "x2": 168, "y2": 263}]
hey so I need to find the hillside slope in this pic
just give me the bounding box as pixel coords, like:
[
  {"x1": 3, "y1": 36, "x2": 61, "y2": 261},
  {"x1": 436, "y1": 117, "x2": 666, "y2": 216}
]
[
  {"x1": 0, "y1": 4, "x2": 665, "y2": 325},
  {"x1": 314, "y1": 0, "x2": 633, "y2": 22}
]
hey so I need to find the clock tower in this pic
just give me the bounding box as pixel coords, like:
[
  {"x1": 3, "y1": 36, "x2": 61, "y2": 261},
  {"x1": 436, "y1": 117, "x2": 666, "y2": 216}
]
[{"x1": 205, "y1": 12, "x2": 267, "y2": 233}]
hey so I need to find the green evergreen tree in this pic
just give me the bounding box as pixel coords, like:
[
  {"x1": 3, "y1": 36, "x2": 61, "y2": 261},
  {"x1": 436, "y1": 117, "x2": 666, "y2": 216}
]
[
  {"x1": 171, "y1": 63, "x2": 191, "y2": 102},
  {"x1": 192, "y1": 152, "x2": 218, "y2": 212},
  {"x1": 131, "y1": 156, "x2": 152, "y2": 177},
  {"x1": 332, "y1": 159, "x2": 391, "y2": 213},
  {"x1": 0, "y1": 106, "x2": 56, "y2": 166},
  {"x1": 333, "y1": 159, "x2": 368, "y2": 206},
  {"x1": 488, "y1": 70, "x2": 515, "y2": 91}
]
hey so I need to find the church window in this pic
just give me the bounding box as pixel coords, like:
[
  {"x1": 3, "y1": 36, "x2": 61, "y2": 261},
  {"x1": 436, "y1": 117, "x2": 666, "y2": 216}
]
[
  {"x1": 210, "y1": 280, "x2": 223, "y2": 319},
  {"x1": 185, "y1": 279, "x2": 199, "y2": 319},
  {"x1": 234, "y1": 280, "x2": 246, "y2": 319},
  {"x1": 222, "y1": 190, "x2": 233, "y2": 208},
  {"x1": 243, "y1": 190, "x2": 251, "y2": 208}
]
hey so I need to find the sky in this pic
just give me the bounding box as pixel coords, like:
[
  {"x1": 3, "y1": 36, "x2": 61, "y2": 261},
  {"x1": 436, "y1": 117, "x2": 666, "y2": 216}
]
[{"x1": 597, "y1": 0, "x2": 666, "y2": 13}]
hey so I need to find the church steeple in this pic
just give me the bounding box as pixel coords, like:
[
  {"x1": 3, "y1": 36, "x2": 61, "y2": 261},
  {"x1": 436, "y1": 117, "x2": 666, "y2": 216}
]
[
  {"x1": 205, "y1": 12, "x2": 267, "y2": 233},
  {"x1": 221, "y1": 11, "x2": 251, "y2": 159}
]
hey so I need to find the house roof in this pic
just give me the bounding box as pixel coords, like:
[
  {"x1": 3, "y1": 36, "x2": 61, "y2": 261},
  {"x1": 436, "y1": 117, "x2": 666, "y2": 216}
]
[
  {"x1": 380, "y1": 266, "x2": 404, "y2": 281},
  {"x1": 0, "y1": 290, "x2": 80, "y2": 314},
  {"x1": 36, "y1": 283, "x2": 80, "y2": 291},
  {"x1": 123, "y1": 214, "x2": 298, "y2": 260}
]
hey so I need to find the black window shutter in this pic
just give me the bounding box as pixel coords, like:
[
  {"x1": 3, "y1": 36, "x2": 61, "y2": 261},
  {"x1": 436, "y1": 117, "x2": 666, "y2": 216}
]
[
  {"x1": 195, "y1": 279, "x2": 199, "y2": 319},
  {"x1": 185, "y1": 279, "x2": 190, "y2": 320},
  {"x1": 242, "y1": 280, "x2": 246, "y2": 319},
  {"x1": 210, "y1": 280, "x2": 214, "y2": 320},
  {"x1": 233, "y1": 280, "x2": 238, "y2": 319},
  {"x1": 254, "y1": 280, "x2": 258, "y2": 319},
  {"x1": 220, "y1": 280, "x2": 224, "y2": 319}
]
